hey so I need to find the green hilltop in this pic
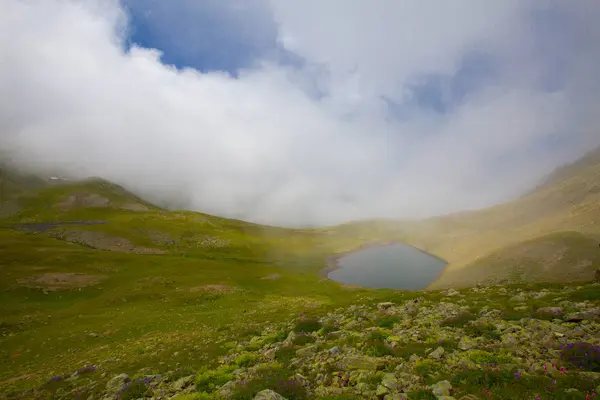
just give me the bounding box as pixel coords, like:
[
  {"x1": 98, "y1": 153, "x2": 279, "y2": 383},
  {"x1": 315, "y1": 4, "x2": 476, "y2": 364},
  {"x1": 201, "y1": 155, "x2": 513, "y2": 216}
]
[{"x1": 0, "y1": 149, "x2": 599, "y2": 399}]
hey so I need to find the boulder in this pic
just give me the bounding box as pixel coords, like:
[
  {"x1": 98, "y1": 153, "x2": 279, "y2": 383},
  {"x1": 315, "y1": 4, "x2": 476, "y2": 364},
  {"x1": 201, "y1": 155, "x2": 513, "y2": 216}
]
[
  {"x1": 106, "y1": 373, "x2": 129, "y2": 394},
  {"x1": 254, "y1": 389, "x2": 288, "y2": 400},
  {"x1": 428, "y1": 347, "x2": 445, "y2": 360},
  {"x1": 381, "y1": 373, "x2": 398, "y2": 391},
  {"x1": 431, "y1": 380, "x2": 452, "y2": 397},
  {"x1": 378, "y1": 302, "x2": 395, "y2": 310},
  {"x1": 536, "y1": 307, "x2": 564, "y2": 317},
  {"x1": 339, "y1": 355, "x2": 382, "y2": 371}
]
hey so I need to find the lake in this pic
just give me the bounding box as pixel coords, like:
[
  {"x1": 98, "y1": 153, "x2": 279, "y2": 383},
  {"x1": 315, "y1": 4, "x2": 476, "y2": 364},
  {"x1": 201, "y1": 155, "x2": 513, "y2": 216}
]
[{"x1": 327, "y1": 243, "x2": 447, "y2": 290}]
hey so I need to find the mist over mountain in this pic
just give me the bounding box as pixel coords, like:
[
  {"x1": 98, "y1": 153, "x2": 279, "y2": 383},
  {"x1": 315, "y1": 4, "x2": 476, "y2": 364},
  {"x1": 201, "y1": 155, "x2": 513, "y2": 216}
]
[{"x1": 2, "y1": 0, "x2": 600, "y2": 227}]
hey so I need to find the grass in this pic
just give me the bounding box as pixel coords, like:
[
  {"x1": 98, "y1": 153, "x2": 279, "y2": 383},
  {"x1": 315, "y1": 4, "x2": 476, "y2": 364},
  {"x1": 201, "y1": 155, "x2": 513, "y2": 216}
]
[
  {"x1": 1, "y1": 148, "x2": 600, "y2": 398},
  {"x1": 0, "y1": 221, "x2": 389, "y2": 398}
]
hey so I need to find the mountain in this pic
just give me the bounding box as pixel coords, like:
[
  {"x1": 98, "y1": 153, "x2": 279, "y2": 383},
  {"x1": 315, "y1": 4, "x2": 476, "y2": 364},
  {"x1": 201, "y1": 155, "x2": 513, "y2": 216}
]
[{"x1": 1, "y1": 148, "x2": 599, "y2": 399}]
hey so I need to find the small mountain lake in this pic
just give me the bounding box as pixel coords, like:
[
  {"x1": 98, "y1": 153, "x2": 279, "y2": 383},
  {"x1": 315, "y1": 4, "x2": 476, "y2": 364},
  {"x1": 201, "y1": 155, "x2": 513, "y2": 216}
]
[{"x1": 327, "y1": 243, "x2": 447, "y2": 290}]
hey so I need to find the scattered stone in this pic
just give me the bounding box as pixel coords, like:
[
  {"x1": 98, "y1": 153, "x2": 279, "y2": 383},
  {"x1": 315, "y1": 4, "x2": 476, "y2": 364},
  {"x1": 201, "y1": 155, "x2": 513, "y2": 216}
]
[
  {"x1": 377, "y1": 302, "x2": 395, "y2": 310},
  {"x1": 431, "y1": 380, "x2": 452, "y2": 397},
  {"x1": 384, "y1": 394, "x2": 409, "y2": 400},
  {"x1": 254, "y1": 389, "x2": 288, "y2": 400},
  {"x1": 295, "y1": 345, "x2": 318, "y2": 357},
  {"x1": 339, "y1": 355, "x2": 382, "y2": 371},
  {"x1": 409, "y1": 354, "x2": 422, "y2": 363},
  {"x1": 172, "y1": 375, "x2": 194, "y2": 390},
  {"x1": 536, "y1": 307, "x2": 564, "y2": 317},
  {"x1": 218, "y1": 381, "x2": 237, "y2": 398},
  {"x1": 376, "y1": 385, "x2": 390, "y2": 396},
  {"x1": 428, "y1": 346, "x2": 445, "y2": 360},
  {"x1": 106, "y1": 373, "x2": 129, "y2": 394},
  {"x1": 458, "y1": 337, "x2": 476, "y2": 351},
  {"x1": 381, "y1": 373, "x2": 398, "y2": 391}
]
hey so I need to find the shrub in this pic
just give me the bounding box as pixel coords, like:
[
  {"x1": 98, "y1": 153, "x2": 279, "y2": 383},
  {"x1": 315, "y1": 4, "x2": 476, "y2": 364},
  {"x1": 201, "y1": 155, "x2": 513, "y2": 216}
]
[
  {"x1": 464, "y1": 323, "x2": 501, "y2": 340},
  {"x1": 567, "y1": 286, "x2": 600, "y2": 302},
  {"x1": 318, "y1": 323, "x2": 339, "y2": 335},
  {"x1": 292, "y1": 334, "x2": 316, "y2": 346},
  {"x1": 467, "y1": 350, "x2": 513, "y2": 366},
  {"x1": 376, "y1": 316, "x2": 400, "y2": 329},
  {"x1": 230, "y1": 365, "x2": 308, "y2": 400},
  {"x1": 440, "y1": 312, "x2": 476, "y2": 327},
  {"x1": 294, "y1": 318, "x2": 323, "y2": 333},
  {"x1": 414, "y1": 360, "x2": 440, "y2": 377},
  {"x1": 234, "y1": 352, "x2": 260, "y2": 368},
  {"x1": 195, "y1": 366, "x2": 234, "y2": 393},
  {"x1": 117, "y1": 380, "x2": 147, "y2": 400},
  {"x1": 561, "y1": 342, "x2": 600, "y2": 372},
  {"x1": 275, "y1": 346, "x2": 297, "y2": 363},
  {"x1": 405, "y1": 389, "x2": 437, "y2": 400},
  {"x1": 172, "y1": 393, "x2": 212, "y2": 400}
]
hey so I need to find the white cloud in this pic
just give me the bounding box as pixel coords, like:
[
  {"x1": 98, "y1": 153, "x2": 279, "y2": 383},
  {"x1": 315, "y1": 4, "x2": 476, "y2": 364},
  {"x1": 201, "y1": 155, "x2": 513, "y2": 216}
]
[{"x1": 1, "y1": 0, "x2": 599, "y2": 226}]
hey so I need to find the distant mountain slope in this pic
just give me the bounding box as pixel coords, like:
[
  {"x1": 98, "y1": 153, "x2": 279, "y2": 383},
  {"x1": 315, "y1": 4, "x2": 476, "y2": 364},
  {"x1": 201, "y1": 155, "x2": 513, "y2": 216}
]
[
  {"x1": 414, "y1": 146, "x2": 600, "y2": 288},
  {"x1": 325, "y1": 146, "x2": 600, "y2": 288},
  {"x1": 2, "y1": 146, "x2": 599, "y2": 289}
]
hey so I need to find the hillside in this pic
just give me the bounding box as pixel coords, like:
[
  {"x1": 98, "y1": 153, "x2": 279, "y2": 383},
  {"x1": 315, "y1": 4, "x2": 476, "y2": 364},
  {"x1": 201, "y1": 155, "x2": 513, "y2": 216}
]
[
  {"x1": 0, "y1": 149, "x2": 599, "y2": 399},
  {"x1": 328, "y1": 146, "x2": 600, "y2": 289}
]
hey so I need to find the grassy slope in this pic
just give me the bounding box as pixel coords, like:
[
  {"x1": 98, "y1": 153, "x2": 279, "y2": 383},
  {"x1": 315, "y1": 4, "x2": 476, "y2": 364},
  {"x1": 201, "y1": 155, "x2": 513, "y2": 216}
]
[
  {"x1": 329, "y1": 147, "x2": 600, "y2": 289},
  {"x1": 1, "y1": 148, "x2": 599, "y2": 397},
  {"x1": 0, "y1": 179, "x2": 391, "y2": 397}
]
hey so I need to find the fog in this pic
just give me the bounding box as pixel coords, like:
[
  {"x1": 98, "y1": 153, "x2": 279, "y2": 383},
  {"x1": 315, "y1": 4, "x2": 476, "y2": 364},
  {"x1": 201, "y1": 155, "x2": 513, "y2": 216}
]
[{"x1": 2, "y1": 0, "x2": 599, "y2": 227}]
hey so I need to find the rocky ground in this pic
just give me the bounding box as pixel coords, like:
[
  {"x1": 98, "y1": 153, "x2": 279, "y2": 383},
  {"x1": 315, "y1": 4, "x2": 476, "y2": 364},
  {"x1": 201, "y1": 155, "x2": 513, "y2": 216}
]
[{"x1": 13, "y1": 283, "x2": 600, "y2": 400}]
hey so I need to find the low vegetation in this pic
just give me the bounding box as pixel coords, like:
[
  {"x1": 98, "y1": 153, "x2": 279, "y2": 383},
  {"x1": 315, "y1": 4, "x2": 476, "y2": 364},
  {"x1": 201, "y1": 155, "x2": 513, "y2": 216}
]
[{"x1": 0, "y1": 149, "x2": 599, "y2": 398}]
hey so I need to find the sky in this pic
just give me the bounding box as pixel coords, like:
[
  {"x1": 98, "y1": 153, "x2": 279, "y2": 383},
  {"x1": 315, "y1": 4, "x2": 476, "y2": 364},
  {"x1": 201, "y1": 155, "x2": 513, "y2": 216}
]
[{"x1": 1, "y1": 0, "x2": 600, "y2": 227}]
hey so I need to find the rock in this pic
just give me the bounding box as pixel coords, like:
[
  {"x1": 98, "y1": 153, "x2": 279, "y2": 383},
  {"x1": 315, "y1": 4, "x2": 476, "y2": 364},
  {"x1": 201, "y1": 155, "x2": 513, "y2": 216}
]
[
  {"x1": 292, "y1": 373, "x2": 310, "y2": 387},
  {"x1": 172, "y1": 375, "x2": 194, "y2": 390},
  {"x1": 376, "y1": 384, "x2": 390, "y2": 396},
  {"x1": 409, "y1": 354, "x2": 422, "y2": 363},
  {"x1": 445, "y1": 289, "x2": 460, "y2": 297},
  {"x1": 428, "y1": 346, "x2": 445, "y2": 360},
  {"x1": 327, "y1": 346, "x2": 341, "y2": 355},
  {"x1": 458, "y1": 337, "x2": 476, "y2": 351},
  {"x1": 381, "y1": 373, "x2": 398, "y2": 391},
  {"x1": 264, "y1": 347, "x2": 277, "y2": 360},
  {"x1": 339, "y1": 355, "x2": 382, "y2": 371},
  {"x1": 88, "y1": 332, "x2": 99, "y2": 338},
  {"x1": 295, "y1": 345, "x2": 318, "y2": 357},
  {"x1": 217, "y1": 380, "x2": 237, "y2": 398},
  {"x1": 254, "y1": 389, "x2": 288, "y2": 400},
  {"x1": 378, "y1": 302, "x2": 395, "y2": 310},
  {"x1": 106, "y1": 373, "x2": 129, "y2": 394},
  {"x1": 565, "y1": 308, "x2": 600, "y2": 322},
  {"x1": 431, "y1": 380, "x2": 452, "y2": 397},
  {"x1": 510, "y1": 293, "x2": 528, "y2": 302},
  {"x1": 384, "y1": 394, "x2": 409, "y2": 400},
  {"x1": 536, "y1": 307, "x2": 564, "y2": 317},
  {"x1": 567, "y1": 327, "x2": 586, "y2": 338}
]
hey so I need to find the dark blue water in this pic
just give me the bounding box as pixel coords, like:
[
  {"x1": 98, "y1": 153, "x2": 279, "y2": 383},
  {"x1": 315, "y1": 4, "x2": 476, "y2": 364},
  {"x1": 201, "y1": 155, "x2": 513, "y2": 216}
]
[{"x1": 328, "y1": 243, "x2": 447, "y2": 290}]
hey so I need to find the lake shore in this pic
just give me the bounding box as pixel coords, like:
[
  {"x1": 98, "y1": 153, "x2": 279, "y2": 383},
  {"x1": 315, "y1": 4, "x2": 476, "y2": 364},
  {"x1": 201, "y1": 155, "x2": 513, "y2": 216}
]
[{"x1": 319, "y1": 241, "x2": 449, "y2": 283}]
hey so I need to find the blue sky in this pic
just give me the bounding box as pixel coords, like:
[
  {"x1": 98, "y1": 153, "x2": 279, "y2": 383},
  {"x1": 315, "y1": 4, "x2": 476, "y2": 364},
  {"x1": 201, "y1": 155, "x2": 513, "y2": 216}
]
[
  {"x1": 123, "y1": 0, "x2": 279, "y2": 74},
  {"x1": 2, "y1": 0, "x2": 599, "y2": 226},
  {"x1": 123, "y1": 1, "x2": 501, "y2": 117}
]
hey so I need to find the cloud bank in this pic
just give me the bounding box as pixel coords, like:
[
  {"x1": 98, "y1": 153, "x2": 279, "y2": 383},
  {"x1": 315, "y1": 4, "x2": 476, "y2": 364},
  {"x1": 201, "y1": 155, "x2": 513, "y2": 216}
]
[{"x1": 1, "y1": 0, "x2": 599, "y2": 227}]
